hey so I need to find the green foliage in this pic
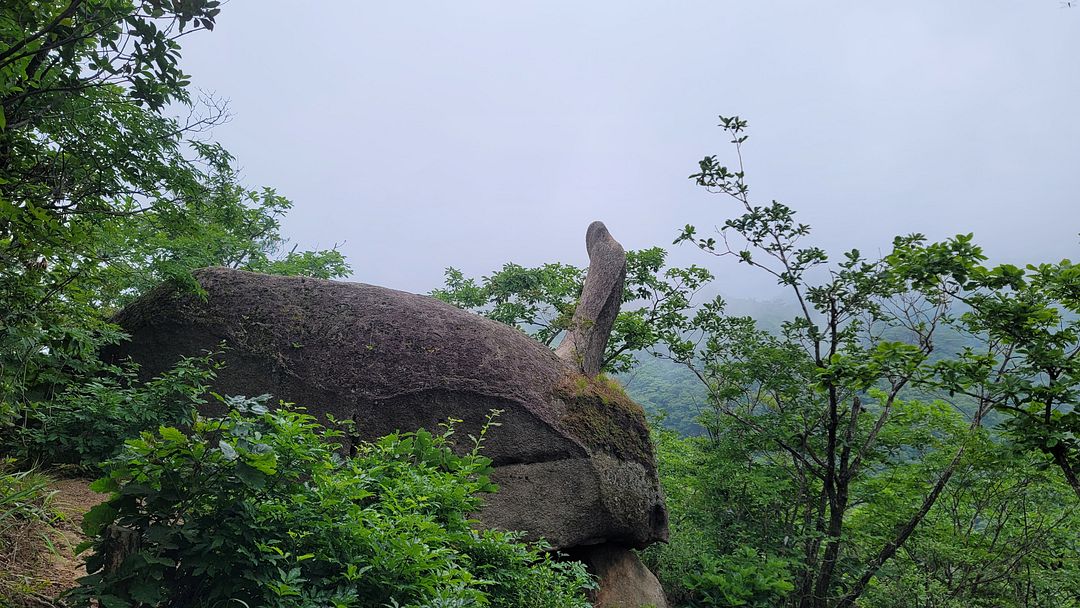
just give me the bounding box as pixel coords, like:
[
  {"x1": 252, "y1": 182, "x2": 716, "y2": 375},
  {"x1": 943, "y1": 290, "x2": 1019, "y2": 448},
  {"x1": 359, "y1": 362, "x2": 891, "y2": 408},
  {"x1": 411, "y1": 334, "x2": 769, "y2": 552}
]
[
  {"x1": 917, "y1": 252, "x2": 1080, "y2": 499},
  {"x1": 876, "y1": 237, "x2": 1080, "y2": 498},
  {"x1": 0, "y1": 461, "x2": 58, "y2": 602},
  {"x1": 433, "y1": 247, "x2": 712, "y2": 373},
  {"x1": 0, "y1": 462, "x2": 53, "y2": 546},
  {"x1": 0, "y1": 0, "x2": 349, "y2": 421},
  {"x1": 665, "y1": 115, "x2": 1080, "y2": 607},
  {"x1": 642, "y1": 425, "x2": 800, "y2": 607},
  {"x1": 435, "y1": 262, "x2": 583, "y2": 348},
  {"x1": 646, "y1": 402, "x2": 1080, "y2": 608},
  {"x1": 683, "y1": 548, "x2": 794, "y2": 608},
  {"x1": 2, "y1": 1, "x2": 223, "y2": 400},
  {"x1": 638, "y1": 428, "x2": 720, "y2": 605},
  {"x1": 858, "y1": 440, "x2": 1080, "y2": 608},
  {"x1": 619, "y1": 356, "x2": 708, "y2": 436},
  {"x1": 68, "y1": 397, "x2": 595, "y2": 608},
  {"x1": 100, "y1": 156, "x2": 351, "y2": 307},
  {"x1": 1, "y1": 352, "x2": 219, "y2": 468},
  {"x1": 1, "y1": 1, "x2": 221, "y2": 117},
  {"x1": 0, "y1": 5, "x2": 356, "y2": 604}
]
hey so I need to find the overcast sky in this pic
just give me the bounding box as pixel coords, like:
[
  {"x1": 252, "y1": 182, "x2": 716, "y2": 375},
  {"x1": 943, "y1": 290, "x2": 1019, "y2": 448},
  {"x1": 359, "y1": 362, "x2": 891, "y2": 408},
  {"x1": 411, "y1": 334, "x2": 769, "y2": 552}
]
[{"x1": 179, "y1": 1, "x2": 1079, "y2": 298}]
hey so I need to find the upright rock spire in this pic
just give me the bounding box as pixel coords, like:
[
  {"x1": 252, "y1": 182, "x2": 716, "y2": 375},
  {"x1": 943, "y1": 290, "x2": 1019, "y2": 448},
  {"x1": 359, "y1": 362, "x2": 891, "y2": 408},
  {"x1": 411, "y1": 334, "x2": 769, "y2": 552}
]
[{"x1": 555, "y1": 221, "x2": 626, "y2": 376}]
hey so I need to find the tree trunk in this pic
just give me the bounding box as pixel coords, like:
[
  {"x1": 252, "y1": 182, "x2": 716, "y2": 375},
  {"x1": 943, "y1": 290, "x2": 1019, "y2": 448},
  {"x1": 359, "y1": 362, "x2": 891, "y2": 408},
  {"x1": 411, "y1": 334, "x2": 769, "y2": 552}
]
[{"x1": 1049, "y1": 444, "x2": 1080, "y2": 500}]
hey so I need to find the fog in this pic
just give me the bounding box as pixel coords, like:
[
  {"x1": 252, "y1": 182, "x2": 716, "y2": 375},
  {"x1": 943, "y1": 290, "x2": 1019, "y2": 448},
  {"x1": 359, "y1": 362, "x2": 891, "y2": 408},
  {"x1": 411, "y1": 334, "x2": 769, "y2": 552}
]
[{"x1": 179, "y1": 1, "x2": 1080, "y2": 298}]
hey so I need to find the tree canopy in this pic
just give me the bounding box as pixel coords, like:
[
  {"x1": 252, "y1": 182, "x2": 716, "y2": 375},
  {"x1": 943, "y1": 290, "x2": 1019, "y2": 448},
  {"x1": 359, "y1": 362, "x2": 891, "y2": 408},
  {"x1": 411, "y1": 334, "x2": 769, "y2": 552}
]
[{"x1": 1, "y1": 0, "x2": 348, "y2": 407}]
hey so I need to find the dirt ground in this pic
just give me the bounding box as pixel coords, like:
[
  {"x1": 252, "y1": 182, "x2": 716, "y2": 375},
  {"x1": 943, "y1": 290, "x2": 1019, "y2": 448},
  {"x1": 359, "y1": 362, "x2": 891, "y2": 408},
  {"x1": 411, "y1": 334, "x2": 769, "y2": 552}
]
[{"x1": 1, "y1": 477, "x2": 106, "y2": 605}]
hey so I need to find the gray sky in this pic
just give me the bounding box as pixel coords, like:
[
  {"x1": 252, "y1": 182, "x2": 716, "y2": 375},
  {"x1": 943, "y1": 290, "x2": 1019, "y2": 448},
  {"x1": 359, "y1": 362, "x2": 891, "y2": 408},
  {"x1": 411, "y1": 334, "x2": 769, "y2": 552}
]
[{"x1": 180, "y1": 1, "x2": 1079, "y2": 298}]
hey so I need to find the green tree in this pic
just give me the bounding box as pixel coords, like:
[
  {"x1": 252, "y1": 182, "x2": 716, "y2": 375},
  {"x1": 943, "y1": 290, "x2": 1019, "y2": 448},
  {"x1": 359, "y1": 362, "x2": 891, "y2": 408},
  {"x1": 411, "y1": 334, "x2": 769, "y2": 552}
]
[
  {"x1": 668, "y1": 116, "x2": 1038, "y2": 607},
  {"x1": 904, "y1": 253, "x2": 1080, "y2": 499},
  {"x1": 858, "y1": 438, "x2": 1080, "y2": 607},
  {"x1": 433, "y1": 247, "x2": 712, "y2": 373},
  {"x1": 644, "y1": 403, "x2": 1080, "y2": 608},
  {"x1": 0, "y1": 1, "x2": 348, "y2": 407}
]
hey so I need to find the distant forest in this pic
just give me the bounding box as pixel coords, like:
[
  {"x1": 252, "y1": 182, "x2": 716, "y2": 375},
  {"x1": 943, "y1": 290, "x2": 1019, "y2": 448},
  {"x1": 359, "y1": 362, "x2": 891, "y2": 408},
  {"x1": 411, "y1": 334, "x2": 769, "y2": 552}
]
[{"x1": 620, "y1": 298, "x2": 1008, "y2": 437}]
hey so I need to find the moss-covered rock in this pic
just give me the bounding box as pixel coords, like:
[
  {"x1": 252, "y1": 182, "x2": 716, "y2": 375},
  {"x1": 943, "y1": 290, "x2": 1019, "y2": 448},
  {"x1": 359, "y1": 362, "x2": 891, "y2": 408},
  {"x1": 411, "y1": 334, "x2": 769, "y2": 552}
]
[{"x1": 108, "y1": 267, "x2": 668, "y2": 551}]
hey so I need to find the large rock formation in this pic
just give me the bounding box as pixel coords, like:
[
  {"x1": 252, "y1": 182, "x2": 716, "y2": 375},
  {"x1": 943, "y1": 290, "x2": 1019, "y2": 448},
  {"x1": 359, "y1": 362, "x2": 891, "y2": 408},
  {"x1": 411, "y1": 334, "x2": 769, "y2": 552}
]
[
  {"x1": 555, "y1": 221, "x2": 627, "y2": 376},
  {"x1": 572, "y1": 545, "x2": 670, "y2": 608},
  {"x1": 108, "y1": 222, "x2": 668, "y2": 606}
]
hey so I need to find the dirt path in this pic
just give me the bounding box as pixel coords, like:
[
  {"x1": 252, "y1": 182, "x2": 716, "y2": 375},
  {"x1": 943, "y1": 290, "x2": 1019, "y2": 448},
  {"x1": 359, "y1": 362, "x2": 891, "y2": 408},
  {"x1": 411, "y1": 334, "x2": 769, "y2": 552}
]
[
  {"x1": 44, "y1": 478, "x2": 107, "y2": 594},
  {"x1": 1, "y1": 477, "x2": 106, "y2": 603}
]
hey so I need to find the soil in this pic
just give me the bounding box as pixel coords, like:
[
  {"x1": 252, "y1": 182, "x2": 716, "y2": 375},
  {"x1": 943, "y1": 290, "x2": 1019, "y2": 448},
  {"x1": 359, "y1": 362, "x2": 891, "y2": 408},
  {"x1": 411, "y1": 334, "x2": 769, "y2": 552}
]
[{"x1": 1, "y1": 477, "x2": 105, "y2": 606}]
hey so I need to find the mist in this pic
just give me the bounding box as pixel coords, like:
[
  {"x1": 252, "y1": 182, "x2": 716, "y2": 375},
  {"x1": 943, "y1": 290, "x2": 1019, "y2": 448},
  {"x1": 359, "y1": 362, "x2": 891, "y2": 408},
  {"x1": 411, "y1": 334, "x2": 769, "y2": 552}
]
[{"x1": 179, "y1": 1, "x2": 1080, "y2": 299}]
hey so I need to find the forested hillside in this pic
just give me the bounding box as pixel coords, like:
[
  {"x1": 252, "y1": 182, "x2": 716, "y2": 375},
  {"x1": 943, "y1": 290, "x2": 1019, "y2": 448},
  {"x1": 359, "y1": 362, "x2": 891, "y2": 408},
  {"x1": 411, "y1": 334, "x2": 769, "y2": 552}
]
[
  {"x1": 617, "y1": 303, "x2": 1008, "y2": 438},
  {"x1": 2, "y1": 2, "x2": 1078, "y2": 608},
  {"x1": 620, "y1": 356, "x2": 709, "y2": 436}
]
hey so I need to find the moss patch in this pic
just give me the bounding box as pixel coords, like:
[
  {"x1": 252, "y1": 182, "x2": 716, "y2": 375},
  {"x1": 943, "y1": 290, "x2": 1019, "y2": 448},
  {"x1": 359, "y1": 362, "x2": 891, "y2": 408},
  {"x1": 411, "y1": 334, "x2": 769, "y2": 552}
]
[{"x1": 555, "y1": 372, "x2": 654, "y2": 468}]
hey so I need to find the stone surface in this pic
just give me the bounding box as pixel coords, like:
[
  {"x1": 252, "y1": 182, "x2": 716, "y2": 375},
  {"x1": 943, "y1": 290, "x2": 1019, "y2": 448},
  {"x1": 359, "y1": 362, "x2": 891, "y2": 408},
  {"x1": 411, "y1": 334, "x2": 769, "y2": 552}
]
[
  {"x1": 108, "y1": 267, "x2": 668, "y2": 550},
  {"x1": 555, "y1": 221, "x2": 627, "y2": 376},
  {"x1": 572, "y1": 544, "x2": 669, "y2": 608}
]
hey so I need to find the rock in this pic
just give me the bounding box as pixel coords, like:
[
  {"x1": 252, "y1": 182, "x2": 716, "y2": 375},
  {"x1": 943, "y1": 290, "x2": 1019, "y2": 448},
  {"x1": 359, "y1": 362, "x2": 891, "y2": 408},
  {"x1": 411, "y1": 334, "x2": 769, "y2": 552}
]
[
  {"x1": 108, "y1": 267, "x2": 668, "y2": 551},
  {"x1": 555, "y1": 221, "x2": 627, "y2": 376},
  {"x1": 107, "y1": 222, "x2": 670, "y2": 604},
  {"x1": 573, "y1": 544, "x2": 669, "y2": 608}
]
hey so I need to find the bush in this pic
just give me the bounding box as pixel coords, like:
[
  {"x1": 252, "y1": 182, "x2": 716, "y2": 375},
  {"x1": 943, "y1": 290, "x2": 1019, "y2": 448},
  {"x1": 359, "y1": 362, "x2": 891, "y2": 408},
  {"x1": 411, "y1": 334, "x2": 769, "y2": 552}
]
[
  {"x1": 641, "y1": 427, "x2": 796, "y2": 607},
  {"x1": 682, "y1": 547, "x2": 794, "y2": 608},
  {"x1": 69, "y1": 396, "x2": 595, "y2": 608},
  {"x1": 0, "y1": 353, "x2": 219, "y2": 468}
]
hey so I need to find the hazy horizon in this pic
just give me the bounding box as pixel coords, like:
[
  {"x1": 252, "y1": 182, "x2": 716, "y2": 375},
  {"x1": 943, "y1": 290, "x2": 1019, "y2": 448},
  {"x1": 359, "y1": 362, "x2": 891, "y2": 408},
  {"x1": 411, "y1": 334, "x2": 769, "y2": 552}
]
[{"x1": 178, "y1": 1, "x2": 1079, "y2": 300}]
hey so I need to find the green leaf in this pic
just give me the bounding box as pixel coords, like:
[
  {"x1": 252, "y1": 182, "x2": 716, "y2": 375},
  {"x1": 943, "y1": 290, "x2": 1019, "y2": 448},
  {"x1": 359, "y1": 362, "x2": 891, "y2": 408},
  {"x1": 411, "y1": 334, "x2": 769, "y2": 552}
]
[
  {"x1": 158, "y1": 425, "x2": 186, "y2": 443},
  {"x1": 89, "y1": 476, "x2": 119, "y2": 494},
  {"x1": 130, "y1": 580, "x2": 163, "y2": 604},
  {"x1": 218, "y1": 440, "x2": 237, "y2": 460},
  {"x1": 81, "y1": 503, "x2": 118, "y2": 537},
  {"x1": 98, "y1": 594, "x2": 130, "y2": 608},
  {"x1": 235, "y1": 462, "x2": 266, "y2": 489}
]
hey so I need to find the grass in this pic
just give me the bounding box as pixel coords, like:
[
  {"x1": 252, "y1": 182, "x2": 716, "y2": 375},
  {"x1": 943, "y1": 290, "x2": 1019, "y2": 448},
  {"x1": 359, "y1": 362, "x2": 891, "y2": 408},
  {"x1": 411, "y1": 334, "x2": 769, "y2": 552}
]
[{"x1": 0, "y1": 461, "x2": 63, "y2": 607}]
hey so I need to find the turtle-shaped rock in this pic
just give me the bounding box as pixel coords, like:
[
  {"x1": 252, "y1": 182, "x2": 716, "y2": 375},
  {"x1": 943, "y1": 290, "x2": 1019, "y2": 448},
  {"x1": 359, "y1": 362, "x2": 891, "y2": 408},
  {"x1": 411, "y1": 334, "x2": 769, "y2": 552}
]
[{"x1": 108, "y1": 222, "x2": 669, "y2": 605}]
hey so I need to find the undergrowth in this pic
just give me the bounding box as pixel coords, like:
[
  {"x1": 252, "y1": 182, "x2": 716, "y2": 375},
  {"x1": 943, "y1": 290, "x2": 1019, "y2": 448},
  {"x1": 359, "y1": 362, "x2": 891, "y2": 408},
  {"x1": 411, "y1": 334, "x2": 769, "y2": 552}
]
[
  {"x1": 0, "y1": 353, "x2": 220, "y2": 470},
  {"x1": 67, "y1": 395, "x2": 595, "y2": 608},
  {"x1": 0, "y1": 461, "x2": 60, "y2": 605}
]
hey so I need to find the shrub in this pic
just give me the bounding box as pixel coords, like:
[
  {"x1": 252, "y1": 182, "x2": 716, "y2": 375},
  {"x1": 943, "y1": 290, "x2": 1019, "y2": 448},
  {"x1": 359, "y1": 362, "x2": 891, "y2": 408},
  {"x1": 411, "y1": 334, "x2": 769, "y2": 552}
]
[
  {"x1": 0, "y1": 353, "x2": 219, "y2": 468},
  {"x1": 69, "y1": 396, "x2": 594, "y2": 608},
  {"x1": 682, "y1": 547, "x2": 794, "y2": 608}
]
